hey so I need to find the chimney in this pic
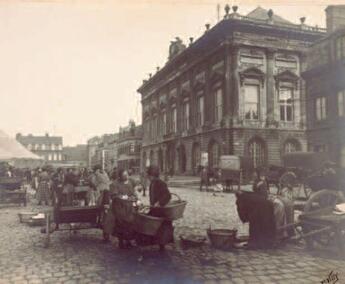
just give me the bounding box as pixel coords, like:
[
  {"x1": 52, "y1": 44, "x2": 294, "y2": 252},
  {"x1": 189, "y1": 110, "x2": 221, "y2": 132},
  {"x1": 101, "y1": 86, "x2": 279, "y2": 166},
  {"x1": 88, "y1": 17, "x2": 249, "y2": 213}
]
[{"x1": 326, "y1": 5, "x2": 345, "y2": 33}]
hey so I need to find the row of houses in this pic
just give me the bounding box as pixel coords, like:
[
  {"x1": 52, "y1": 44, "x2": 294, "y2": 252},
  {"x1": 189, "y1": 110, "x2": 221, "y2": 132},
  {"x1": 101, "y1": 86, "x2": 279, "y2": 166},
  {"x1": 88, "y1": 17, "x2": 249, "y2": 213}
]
[
  {"x1": 16, "y1": 133, "x2": 89, "y2": 167},
  {"x1": 137, "y1": 5, "x2": 345, "y2": 175},
  {"x1": 87, "y1": 121, "x2": 143, "y2": 173}
]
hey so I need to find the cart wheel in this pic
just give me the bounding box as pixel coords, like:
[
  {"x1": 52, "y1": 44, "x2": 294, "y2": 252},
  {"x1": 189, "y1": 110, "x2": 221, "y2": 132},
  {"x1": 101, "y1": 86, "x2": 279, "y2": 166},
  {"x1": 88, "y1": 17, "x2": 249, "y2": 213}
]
[{"x1": 303, "y1": 189, "x2": 345, "y2": 249}]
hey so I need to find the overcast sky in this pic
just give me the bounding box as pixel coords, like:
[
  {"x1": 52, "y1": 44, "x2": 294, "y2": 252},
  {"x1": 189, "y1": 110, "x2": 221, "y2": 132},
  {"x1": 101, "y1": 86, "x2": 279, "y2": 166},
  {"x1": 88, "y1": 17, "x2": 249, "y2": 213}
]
[{"x1": 0, "y1": 0, "x2": 341, "y2": 146}]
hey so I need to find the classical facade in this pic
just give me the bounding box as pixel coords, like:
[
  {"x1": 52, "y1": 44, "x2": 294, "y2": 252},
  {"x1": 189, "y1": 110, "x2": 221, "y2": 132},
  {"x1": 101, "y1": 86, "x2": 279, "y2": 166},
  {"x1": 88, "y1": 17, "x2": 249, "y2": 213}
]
[
  {"x1": 117, "y1": 121, "x2": 142, "y2": 174},
  {"x1": 303, "y1": 5, "x2": 345, "y2": 167},
  {"x1": 138, "y1": 6, "x2": 326, "y2": 175},
  {"x1": 16, "y1": 133, "x2": 63, "y2": 162}
]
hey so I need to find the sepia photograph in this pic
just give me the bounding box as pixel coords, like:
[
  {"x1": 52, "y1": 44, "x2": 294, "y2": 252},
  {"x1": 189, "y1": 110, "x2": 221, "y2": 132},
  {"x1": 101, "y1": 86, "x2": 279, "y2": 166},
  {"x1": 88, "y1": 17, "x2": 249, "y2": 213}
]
[{"x1": 0, "y1": 0, "x2": 345, "y2": 283}]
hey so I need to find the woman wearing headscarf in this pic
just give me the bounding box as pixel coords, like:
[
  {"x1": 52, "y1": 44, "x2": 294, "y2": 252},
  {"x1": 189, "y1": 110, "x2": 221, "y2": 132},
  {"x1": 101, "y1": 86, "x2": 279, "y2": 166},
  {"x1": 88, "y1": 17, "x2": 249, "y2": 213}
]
[{"x1": 109, "y1": 168, "x2": 138, "y2": 248}]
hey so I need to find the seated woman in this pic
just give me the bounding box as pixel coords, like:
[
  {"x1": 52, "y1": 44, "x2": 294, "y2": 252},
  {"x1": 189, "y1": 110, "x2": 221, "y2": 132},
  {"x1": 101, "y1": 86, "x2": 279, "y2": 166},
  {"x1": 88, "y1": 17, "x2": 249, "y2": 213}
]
[
  {"x1": 108, "y1": 169, "x2": 138, "y2": 249},
  {"x1": 236, "y1": 169, "x2": 294, "y2": 248}
]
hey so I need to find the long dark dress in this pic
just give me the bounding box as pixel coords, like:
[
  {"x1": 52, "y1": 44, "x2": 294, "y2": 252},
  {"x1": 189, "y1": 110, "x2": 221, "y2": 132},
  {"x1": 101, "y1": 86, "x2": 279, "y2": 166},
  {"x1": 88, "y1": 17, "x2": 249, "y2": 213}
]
[{"x1": 148, "y1": 178, "x2": 173, "y2": 246}]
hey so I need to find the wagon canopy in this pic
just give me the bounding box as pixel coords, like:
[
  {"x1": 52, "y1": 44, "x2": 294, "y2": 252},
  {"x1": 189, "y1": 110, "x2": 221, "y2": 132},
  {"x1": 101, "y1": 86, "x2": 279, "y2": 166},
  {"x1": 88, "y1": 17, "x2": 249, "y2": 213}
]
[
  {"x1": 0, "y1": 130, "x2": 41, "y2": 160},
  {"x1": 282, "y1": 151, "x2": 330, "y2": 171}
]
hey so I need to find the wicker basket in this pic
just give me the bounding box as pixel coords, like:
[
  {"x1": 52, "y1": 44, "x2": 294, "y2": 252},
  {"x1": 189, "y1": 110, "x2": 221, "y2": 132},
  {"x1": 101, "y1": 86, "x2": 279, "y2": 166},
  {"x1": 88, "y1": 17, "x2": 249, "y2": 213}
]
[
  {"x1": 133, "y1": 213, "x2": 164, "y2": 236},
  {"x1": 207, "y1": 228, "x2": 237, "y2": 250},
  {"x1": 149, "y1": 193, "x2": 187, "y2": 220}
]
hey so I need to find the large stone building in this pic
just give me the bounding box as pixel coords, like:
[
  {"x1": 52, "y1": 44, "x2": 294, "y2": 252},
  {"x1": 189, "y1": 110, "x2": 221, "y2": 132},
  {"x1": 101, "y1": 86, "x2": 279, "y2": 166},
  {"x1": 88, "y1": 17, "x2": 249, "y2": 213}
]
[
  {"x1": 117, "y1": 121, "x2": 142, "y2": 173},
  {"x1": 303, "y1": 5, "x2": 345, "y2": 167},
  {"x1": 137, "y1": 6, "x2": 326, "y2": 175},
  {"x1": 16, "y1": 133, "x2": 63, "y2": 162}
]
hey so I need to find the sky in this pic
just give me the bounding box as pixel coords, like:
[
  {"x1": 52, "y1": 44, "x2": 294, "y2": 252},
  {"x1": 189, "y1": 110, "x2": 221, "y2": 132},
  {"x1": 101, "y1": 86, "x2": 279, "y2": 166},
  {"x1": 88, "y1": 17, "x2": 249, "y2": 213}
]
[{"x1": 0, "y1": 0, "x2": 342, "y2": 146}]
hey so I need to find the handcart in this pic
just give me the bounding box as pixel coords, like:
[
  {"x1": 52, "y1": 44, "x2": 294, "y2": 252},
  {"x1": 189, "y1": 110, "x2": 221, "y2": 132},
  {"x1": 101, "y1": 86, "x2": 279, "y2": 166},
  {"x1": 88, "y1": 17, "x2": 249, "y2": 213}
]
[{"x1": 111, "y1": 193, "x2": 187, "y2": 250}]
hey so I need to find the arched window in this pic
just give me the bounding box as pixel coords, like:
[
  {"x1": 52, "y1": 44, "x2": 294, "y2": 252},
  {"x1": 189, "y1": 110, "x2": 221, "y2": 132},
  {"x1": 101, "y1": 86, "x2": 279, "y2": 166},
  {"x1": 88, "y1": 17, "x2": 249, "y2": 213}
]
[
  {"x1": 192, "y1": 143, "x2": 201, "y2": 172},
  {"x1": 178, "y1": 144, "x2": 186, "y2": 173},
  {"x1": 208, "y1": 141, "x2": 220, "y2": 169},
  {"x1": 248, "y1": 138, "x2": 266, "y2": 168},
  {"x1": 341, "y1": 144, "x2": 345, "y2": 168},
  {"x1": 149, "y1": 150, "x2": 155, "y2": 165},
  {"x1": 142, "y1": 151, "x2": 147, "y2": 168},
  {"x1": 284, "y1": 139, "x2": 301, "y2": 153}
]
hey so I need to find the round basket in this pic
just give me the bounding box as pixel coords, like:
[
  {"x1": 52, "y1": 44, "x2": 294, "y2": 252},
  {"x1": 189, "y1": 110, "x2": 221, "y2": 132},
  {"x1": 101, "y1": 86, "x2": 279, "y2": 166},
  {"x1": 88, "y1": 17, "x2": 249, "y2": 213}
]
[
  {"x1": 149, "y1": 193, "x2": 187, "y2": 220},
  {"x1": 133, "y1": 213, "x2": 164, "y2": 236},
  {"x1": 207, "y1": 229, "x2": 237, "y2": 250}
]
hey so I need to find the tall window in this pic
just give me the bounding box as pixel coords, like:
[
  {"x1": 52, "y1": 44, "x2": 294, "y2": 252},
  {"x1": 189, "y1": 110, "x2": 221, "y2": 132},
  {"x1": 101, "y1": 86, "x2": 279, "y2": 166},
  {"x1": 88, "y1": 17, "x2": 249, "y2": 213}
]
[
  {"x1": 335, "y1": 35, "x2": 345, "y2": 60},
  {"x1": 162, "y1": 112, "x2": 167, "y2": 135},
  {"x1": 338, "y1": 90, "x2": 345, "y2": 117},
  {"x1": 341, "y1": 144, "x2": 345, "y2": 168},
  {"x1": 214, "y1": 89, "x2": 223, "y2": 122},
  {"x1": 172, "y1": 107, "x2": 177, "y2": 133},
  {"x1": 248, "y1": 139, "x2": 265, "y2": 168},
  {"x1": 197, "y1": 96, "x2": 204, "y2": 126},
  {"x1": 244, "y1": 85, "x2": 259, "y2": 120},
  {"x1": 315, "y1": 97, "x2": 327, "y2": 120},
  {"x1": 209, "y1": 142, "x2": 220, "y2": 168},
  {"x1": 182, "y1": 102, "x2": 190, "y2": 130},
  {"x1": 279, "y1": 87, "x2": 293, "y2": 121}
]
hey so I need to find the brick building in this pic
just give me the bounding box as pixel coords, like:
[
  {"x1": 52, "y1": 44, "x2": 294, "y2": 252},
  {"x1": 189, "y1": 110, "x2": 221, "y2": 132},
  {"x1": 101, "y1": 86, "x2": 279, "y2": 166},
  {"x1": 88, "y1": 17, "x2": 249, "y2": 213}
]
[
  {"x1": 117, "y1": 121, "x2": 142, "y2": 174},
  {"x1": 137, "y1": 6, "x2": 325, "y2": 175},
  {"x1": 16, "y1": 133, "x2": 63, "y2": 162},
  {"x1": 303, "y1": 5, "x2": 345, "y2": 167}
]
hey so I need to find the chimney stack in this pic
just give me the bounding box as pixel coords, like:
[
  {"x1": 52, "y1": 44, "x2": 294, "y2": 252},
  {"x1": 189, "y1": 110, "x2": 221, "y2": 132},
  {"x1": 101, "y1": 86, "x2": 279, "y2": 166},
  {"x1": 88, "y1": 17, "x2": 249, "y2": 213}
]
[{"x1": 325, "y1": 5, "x2": 345, "y2": 33}]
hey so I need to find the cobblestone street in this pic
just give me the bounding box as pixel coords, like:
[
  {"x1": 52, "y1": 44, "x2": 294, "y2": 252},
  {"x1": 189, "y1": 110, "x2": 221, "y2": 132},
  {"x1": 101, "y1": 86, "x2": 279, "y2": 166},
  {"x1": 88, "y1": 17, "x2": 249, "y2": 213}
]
[{"x1": 1, "y1": 187, "x2": 345, "y2": 284}]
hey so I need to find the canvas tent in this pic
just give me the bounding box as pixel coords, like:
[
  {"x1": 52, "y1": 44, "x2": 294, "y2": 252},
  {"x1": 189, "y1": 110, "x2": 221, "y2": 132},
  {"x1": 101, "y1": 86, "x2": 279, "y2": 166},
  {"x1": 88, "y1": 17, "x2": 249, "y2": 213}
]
[{"x1": 0, "y1": 130, "x2": 42, "y2": 168}]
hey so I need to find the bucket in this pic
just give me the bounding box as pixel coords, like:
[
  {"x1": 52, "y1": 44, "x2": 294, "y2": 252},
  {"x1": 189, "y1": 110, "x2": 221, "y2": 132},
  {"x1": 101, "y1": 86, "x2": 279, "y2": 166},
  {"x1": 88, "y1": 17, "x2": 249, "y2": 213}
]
[{"x1": 207, "y1": 228, "x2": 237, "y2": 250}]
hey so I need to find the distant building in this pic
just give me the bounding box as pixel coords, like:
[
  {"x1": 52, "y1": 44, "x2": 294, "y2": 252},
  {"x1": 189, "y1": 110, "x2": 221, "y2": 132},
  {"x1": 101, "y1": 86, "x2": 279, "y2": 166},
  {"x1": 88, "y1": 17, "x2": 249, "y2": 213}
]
[
  {"x1": 87, "y1": 134, "x2": 118, "y2": 171},
  {"x1": 138, "y1": 5, "x2": 325, "y2": 175},
  {"x1": 62, "y1": 144, "x2": 88, "y2": 167},
  {"x1": 303, "y1": 5, "x2": 345, "y2": 167},
  {"x1": 117, "y1": 121, "x2": 142, "y2": 174},
  {"x1": 87, "y1": 136, "x2": 101, "y2": 168},
  {"x1": 16, "y1": 133, "x2": 63, "y2": 162}
]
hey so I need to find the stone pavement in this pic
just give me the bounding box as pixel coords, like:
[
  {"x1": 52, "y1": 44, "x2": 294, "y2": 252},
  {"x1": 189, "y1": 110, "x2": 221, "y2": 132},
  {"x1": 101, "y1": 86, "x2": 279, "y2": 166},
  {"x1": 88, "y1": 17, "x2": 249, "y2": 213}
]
[{"x1": 0, "y1": 187, "x2": 345, "y2": 284}]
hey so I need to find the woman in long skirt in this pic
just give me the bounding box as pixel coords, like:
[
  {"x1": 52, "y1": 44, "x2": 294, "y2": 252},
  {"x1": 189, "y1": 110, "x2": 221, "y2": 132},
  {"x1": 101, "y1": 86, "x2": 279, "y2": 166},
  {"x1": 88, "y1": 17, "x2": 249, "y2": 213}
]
[{"x1": 37, "y1": 168, "x2": 51, "y2": 206}]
